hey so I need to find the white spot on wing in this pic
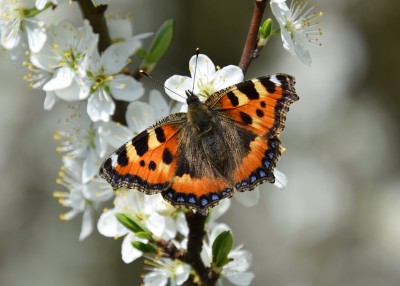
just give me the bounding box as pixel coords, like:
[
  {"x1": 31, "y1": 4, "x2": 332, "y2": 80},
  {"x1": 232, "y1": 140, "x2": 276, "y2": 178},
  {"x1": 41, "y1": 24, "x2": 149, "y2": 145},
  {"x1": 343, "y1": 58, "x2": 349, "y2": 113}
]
[
  {"x1": 269, "y1": 75, "x2": 281, "y2": 86},
  {"x1": 111, "y1": 154, "x2": 118, "y2": 167}
]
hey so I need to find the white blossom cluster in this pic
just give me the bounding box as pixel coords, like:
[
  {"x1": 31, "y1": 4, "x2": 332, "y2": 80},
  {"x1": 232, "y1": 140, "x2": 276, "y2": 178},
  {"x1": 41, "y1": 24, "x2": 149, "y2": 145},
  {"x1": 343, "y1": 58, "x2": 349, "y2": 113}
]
[{"x1": 0, "y1": 0, "x2": 322, "y2": 285}]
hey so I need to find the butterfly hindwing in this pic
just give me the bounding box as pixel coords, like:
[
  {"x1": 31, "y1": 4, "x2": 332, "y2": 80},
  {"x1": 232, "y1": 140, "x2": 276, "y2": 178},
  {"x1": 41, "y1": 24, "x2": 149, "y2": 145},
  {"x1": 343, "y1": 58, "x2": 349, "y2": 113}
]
[
  {"x1": 233, "y1": 136, "x2": 281, "y2": 192},
  {"x1": 99, "y1": 113, "x2": 187, "y2": 194},
  {"x1": 163, "y1": 177, "x2": 233, "y2": 215},
  {"x1": 161, "y1": 125, "x2": 234, "y2": 214}
]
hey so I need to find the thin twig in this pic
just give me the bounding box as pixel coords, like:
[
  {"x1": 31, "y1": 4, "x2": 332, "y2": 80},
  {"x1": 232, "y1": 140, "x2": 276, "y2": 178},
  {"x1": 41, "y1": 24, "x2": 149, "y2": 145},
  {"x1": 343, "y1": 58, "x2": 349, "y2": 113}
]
[{"x1": 239, "y1": 0, "x2": 267, "y2": 74}]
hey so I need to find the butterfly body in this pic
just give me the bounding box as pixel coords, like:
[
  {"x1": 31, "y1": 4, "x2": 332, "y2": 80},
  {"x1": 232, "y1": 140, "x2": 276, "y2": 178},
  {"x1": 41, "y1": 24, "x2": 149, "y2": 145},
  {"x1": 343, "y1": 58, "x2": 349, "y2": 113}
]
[{"x1": 100, "y1": 74, "x2": 298, "y2": 215}]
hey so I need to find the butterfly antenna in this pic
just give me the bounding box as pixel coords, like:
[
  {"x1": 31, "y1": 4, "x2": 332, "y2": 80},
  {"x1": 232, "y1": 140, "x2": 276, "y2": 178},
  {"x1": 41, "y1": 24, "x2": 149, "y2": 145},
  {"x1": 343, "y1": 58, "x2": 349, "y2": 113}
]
[
  {"x1": 139, "y1": 70, "x2": 186, "y2": 100},
  {"x1": 191, "y1": 48, "x2": 200, "y2": 93}
]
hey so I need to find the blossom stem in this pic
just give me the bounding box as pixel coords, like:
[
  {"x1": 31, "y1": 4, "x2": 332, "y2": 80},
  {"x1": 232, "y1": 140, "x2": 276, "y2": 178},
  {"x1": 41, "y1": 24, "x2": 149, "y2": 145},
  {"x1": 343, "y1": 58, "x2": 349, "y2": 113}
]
[
  {"x1": 184, "y1": 212, "x2": 218, "y2": 285},
  {"x1": 238, "y1": 0, "x2": 267, "y2": 74},
  {"x1": 75, "y1": 1, "x2": 112, "y2": 53}
]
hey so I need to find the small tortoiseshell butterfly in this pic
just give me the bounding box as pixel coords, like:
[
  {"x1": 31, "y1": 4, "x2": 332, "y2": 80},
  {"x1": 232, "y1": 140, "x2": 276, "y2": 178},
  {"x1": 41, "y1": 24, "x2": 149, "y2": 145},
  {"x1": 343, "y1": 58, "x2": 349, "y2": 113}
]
[{"x1": 99, "y1": 74, "x2": 298, "y2": 215}]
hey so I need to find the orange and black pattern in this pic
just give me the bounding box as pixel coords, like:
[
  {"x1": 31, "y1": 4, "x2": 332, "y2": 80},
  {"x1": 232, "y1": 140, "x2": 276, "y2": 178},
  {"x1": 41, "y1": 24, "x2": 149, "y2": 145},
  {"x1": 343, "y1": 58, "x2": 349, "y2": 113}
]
[{"x1": 99, "y1": 74, "x2": 298, "y2": 215}]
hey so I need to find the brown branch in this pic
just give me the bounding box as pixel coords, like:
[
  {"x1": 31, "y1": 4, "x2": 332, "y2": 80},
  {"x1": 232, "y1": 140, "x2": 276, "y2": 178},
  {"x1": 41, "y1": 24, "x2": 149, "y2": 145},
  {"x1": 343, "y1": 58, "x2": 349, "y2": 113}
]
[{"x1": 238, "y1": 0, "x2": 267, "y2": 74}]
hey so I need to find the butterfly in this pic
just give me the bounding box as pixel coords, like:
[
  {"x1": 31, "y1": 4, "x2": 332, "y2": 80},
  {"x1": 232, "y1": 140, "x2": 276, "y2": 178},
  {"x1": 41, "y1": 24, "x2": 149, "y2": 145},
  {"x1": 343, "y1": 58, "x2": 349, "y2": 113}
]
[{"x1": 99, "y1": 74, "x2": 298, "y2": 215}]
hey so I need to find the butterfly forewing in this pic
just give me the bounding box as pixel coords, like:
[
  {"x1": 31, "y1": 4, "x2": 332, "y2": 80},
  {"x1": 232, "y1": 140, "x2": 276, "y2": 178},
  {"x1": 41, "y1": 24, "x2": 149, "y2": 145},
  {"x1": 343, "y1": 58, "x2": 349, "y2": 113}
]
[
  {"x1": 207, "y1": 74, "x2": 298, "y2": 138},
  {"x1": 99, "y1": 113, "x2": 187, "y2": 194}
]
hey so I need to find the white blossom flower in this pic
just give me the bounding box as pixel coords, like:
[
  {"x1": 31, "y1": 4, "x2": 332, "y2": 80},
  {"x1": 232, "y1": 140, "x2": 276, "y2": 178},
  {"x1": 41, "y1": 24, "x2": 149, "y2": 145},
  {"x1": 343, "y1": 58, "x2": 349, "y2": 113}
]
[
  {"x1": 143, "y1": 258, "x2": 191, "y2": 286},
  {"x1": 53, "y1": 104, "x2": 107, "y2": 183},
  {"x1": 107, "y1": 17, "x2": 152, "y2": 56},
  {"x1": 270, "y1": 0, "x2": 323, "y2": 66},
  {"x1": 201, "y1": 224, "x2": 255, "y2": 286},
  {"x1": 0, "y1": 0, "x2": 47, "y2": 64},
  {"x1": 83, "y1": 43, "x2": 144, "y2": 122},
  {"x1": 164, "y1": 54, "x2": 244, "y2": 111},
  {"x1": 30, "y1": 20, "x2": 98, "y2": 102},
  {"x1": 97, "y1": 189, "x2": 177, "y2": 263},
  {"x1": 53, "y1": 156, "x2": 114, "y2": 240}
]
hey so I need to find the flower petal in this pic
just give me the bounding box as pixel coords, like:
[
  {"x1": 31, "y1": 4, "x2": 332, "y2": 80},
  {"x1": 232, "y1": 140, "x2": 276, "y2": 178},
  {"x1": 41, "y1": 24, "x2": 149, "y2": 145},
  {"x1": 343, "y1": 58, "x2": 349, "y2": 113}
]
[
  {"x1": 43, "y1": 91, "x2": 58, "y2": 110},
  {"x1": 209, "y1": 223, "x2": 231, "y2": 243},
  {"x1": 224, "y1": 272, "x2": 255, "y2": 286},
  {"x1": 54, "y1": 79, "x2": 89, "y2": 101},
  {"x1": 79, "y1": 207, "x2": 94, "y2": 241},
  {"x1": 227, "y1": 247, "x2": 253, "y2": 272},
  {"x1": 43, "y1": 66, "x2": 74, "y2": 91},
  {"x1": 121, "y1": 234, "x2": 143, "y2": 263},
  {"x1": 189, "y1": 54, "x2": 216, "y2": 79},
  {"x1": 24, "y1": 18, "x2": 47, "y2": 53},
  {"x1": 97, "y1": 209, "x2": 129, "y2": 237},
  {"x1": 143, "y1": 270, "x2": 168, "y2": 286},
  {"x1": 270, "y1": 0, "x2": 290, "y2": 26},
  {"x1": 273, "y1": 169, "x2": 288, "y2": 189},
  {"x1": 102, "y1": 44, "x2": 130, "y2": 75},
  {"x1": 98, "y1": 121, "x2": 132, "y2": 148},
  {"x1": 149, "y1": 90, "x2": 169, "y2": 120},
  {"x1": 107, "y1": 19, "x2": 132, "y2": 41},
  {"x1": 146, "y1": 213, "x2": 166, "y2": 237},
  {"x1": 82, "y1": 150, "x2": 98, "y2": 183},
  {"x1": 126, "y1": 101, "x2": 156, "y2": 133},
  {"x1": 213, "y1": 65, "x2": 244, "y2": 90},
  {"x1": 295, "y1": 42, "x2": 312, "y2": 66},
  {"x1": 123, "y1": 32, "x2": 153, "y2": 55},
  {"x1": 208, "y1": 199, "x2": 231, "y2": 222},
  {"x1": 164, "y1": 75, "x2": 192, "y2": 103},
  {"x1": 87, "y1": 90, "x2": 116, "y2": 122},
  {"x1": 235, "y1": 187, "x2": 260, "y2": 208},
  {"x1": 0, "y1": 20, "x2": 21, "y2": 50},
  {"x1": 175, "y1": 264, "x2": 191, "y2": 285},
  {"x1": 109, "y1": 74, "x2": 144, "y2": 101}
]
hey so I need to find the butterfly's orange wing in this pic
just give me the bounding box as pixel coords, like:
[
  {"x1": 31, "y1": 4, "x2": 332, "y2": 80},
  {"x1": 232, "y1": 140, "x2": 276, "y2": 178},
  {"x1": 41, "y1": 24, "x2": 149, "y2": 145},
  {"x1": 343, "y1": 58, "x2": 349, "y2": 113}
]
[
  {"x1": 99, "y1": 113, "x2": 186, "y2": 194},
  {"x1": 206, "y1": 74, "x2": 298, "y2": 192}
]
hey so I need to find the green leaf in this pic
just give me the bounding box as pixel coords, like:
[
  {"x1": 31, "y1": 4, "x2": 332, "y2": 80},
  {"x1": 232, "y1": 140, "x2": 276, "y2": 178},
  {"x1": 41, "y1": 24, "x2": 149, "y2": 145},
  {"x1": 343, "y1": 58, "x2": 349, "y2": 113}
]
[
  {"x1": 212, "y1": 230, "x2": 233, "y2": 268},
  {"x1": 259, "y1": 18, "x2": 273, "y2": 39},
  {"x1": 135, "y1": 231, "x2": 153, "y2": 241},
  {"x1": 132, "y1": 241, "x2": 157, "y2": 254},
  {"x1": 258, "y1": 18, "x2": 274, "y2": 48},
  {"x1": 115, "y1": 213, "x2": 147, "y2": 234},
  {"x1": 135, "y1": 48, "x2": 147, "y2": 60},
  {"x1": 141, "y1": 19, "x2": 175, "y2": 72}
]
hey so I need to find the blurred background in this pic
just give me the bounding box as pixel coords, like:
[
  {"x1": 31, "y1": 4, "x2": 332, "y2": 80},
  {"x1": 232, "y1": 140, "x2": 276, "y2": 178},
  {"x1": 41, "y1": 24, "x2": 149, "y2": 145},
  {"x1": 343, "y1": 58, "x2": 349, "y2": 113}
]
[{"x1": 1, "y1": 0, "x2": 399, "y2": 285}]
